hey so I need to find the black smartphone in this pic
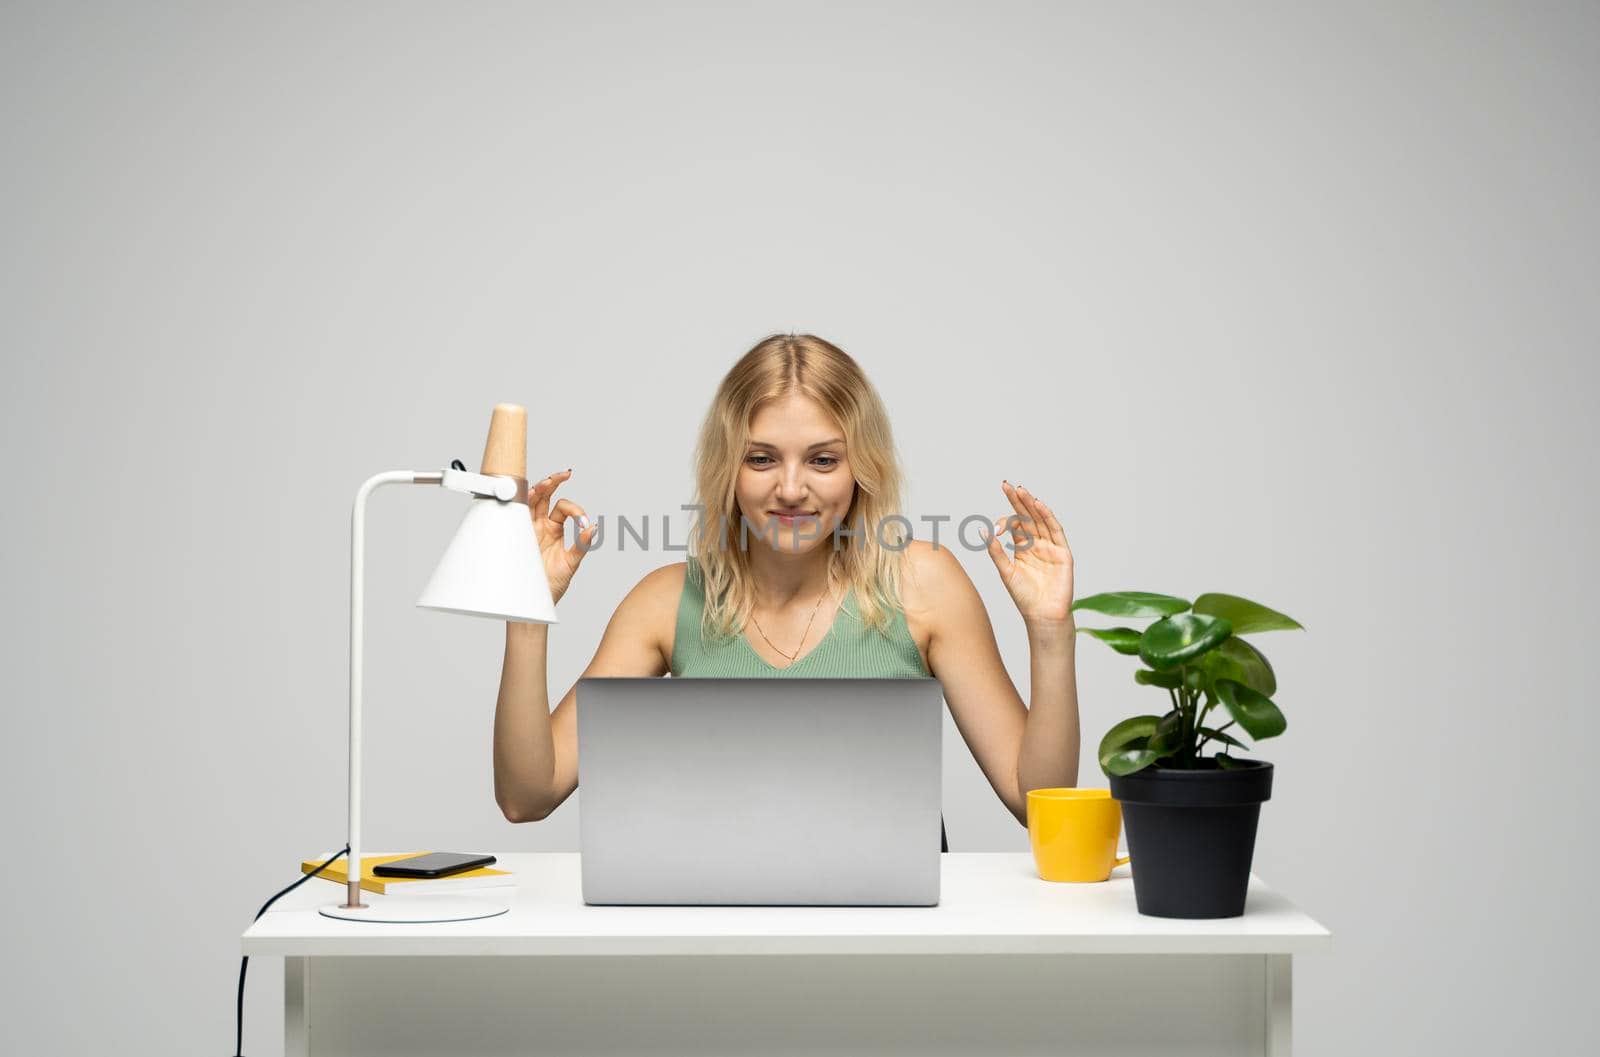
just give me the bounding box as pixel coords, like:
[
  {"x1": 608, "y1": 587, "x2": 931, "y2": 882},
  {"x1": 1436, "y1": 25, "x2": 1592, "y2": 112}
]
[{"x1": 371, "y1": 852, "x2": 497, "y2": 878}]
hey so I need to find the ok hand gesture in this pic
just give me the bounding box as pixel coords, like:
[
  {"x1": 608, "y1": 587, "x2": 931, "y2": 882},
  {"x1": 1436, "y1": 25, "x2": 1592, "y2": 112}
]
[
  {"x1": 529, "y1": 469, "x2": 599, "y2": 606},
  {"x1": 985, "y1": 482, "x2": 1075, "y2": 628}
]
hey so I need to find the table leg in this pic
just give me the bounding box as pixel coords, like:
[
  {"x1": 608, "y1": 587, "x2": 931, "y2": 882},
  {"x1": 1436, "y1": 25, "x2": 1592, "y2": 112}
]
[
  {"x1": 285, "y1": 957, "x2": 308, "y2": 1057},
  {"x1": 1265, "y1": 953, "x2": 1292, "y2": 1056}
]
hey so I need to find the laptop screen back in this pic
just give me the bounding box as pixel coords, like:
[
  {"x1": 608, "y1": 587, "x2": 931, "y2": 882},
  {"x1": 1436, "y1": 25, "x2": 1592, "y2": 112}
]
[{"x1": 575, "y1": 676, "x2": 943, "y2": 906}]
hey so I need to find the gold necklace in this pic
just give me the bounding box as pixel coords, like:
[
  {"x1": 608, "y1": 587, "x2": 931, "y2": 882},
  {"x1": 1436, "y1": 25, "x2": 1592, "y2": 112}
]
[{"x1": 750, "y1": 585, "x2": 831, "y2": 664}]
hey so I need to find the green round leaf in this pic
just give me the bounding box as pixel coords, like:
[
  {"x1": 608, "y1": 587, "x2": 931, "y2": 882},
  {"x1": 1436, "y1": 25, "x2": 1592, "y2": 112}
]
[
  {"x1": 1138, "y1": 613, "x2": 1233, "y2": 671},
  {"x1": 1102, "y1": 748, "x2": 1159, "y2": 776},
  {"x1": 1077, "y1": 626, "x2": 1143, "y2": 655},
  {"x1": 1192, "y1": 593, "x2": 1303, "y2": 634},
  {"x1": 1213, "y1": 678, "x2": 1287, "y2": 740},
  {"x1": 1072, "y1": 591, "x2": 1192, "y2": 618},
  {"x1": 1215, "y1": 752, "x2": 1243, "y2": 770},
  {"x1": 1197, "y1": 636, "x2": 1277, "y2": 697},
  {"x1": 1098, "y1": 715, "x2": 1160, "y2": 760},
  {"x1": 1099, "y1": 715, "x2": 1162, "y2": 775},
  {"x1": 1134, "y1": 668, "x2": 1183, "y2": 689}
]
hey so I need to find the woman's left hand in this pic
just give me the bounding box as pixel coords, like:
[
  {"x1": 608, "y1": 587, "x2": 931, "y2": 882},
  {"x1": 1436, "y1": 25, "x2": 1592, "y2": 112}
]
[{"x1": 985, "y1": 482, "x2": 1075, "y2": 628}]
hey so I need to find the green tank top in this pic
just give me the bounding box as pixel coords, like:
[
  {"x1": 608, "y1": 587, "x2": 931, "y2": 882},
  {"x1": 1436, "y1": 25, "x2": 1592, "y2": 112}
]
[
  {"x1": 670, "y1": 557, "x2": 932, "y2": 678},
  {"x1": 669, "y1": 556, "x2": 946, "y2": 852}
]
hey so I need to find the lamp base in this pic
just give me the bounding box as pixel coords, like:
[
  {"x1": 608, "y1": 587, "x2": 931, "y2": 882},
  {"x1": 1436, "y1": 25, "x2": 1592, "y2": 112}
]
[{"x1": 319, "y1": 895, "x2": 511, "y2": 923}]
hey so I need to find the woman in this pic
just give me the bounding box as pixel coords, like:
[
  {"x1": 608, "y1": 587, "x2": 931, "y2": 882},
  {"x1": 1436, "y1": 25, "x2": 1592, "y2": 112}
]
[{"x1": 492, "y1": 334, "x2": 1081, "y2": 847}]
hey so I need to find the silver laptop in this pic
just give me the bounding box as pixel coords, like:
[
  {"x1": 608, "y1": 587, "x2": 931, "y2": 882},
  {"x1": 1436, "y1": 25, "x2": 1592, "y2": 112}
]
[{"x1": 575, "y1": 677, "x2": 943, "y2": 906}]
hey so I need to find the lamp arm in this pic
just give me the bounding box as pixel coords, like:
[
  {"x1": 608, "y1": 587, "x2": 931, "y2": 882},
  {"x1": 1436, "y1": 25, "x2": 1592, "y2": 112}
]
[{"x1": 343, "y1": 469, "x2": 445, "y2": 909}]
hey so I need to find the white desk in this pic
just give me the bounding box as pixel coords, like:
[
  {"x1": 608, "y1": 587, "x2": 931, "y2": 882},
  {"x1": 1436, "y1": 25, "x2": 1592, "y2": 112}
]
[{"x1": 243, "y1": 852, "x2": 1329, "y2": 1056}]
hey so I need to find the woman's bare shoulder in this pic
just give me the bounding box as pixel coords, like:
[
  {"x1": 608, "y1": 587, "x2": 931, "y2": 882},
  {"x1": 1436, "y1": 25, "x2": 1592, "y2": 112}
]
[
  {"x1": 613, "y1": 562, "x2": 688, "y2": 669},
  {"x1": 617, "y1": 561, "x2": 688, "y2": 617},
  {"x1": 640, "y1": 560, "x2": 688, "y2": 590},
  {"x1": 897, "y1": 540, "x2": 979, "y2": 652},
  {"x1": 900, "y1": 539, "x2": 972, "y2": 608}
]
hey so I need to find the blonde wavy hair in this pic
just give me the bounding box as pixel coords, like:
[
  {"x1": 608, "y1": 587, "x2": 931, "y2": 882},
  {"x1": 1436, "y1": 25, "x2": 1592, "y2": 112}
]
[{"x1": 689, "y1": 333, "x2": 910, "y2": 642}]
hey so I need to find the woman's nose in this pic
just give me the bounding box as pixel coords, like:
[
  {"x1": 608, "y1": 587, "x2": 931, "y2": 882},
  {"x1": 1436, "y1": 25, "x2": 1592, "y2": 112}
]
[{"x1": 777, "y1": 467, "x2": 809, "y2": 504}]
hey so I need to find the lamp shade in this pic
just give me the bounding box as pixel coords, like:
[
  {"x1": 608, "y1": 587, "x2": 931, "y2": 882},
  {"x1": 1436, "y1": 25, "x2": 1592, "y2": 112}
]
[{"x1": 417, "y1": 498, "x2": 559, "y2": 623}]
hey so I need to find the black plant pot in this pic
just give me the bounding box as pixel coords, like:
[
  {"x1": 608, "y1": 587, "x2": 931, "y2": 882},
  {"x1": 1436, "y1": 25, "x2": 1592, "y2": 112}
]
[{"x1": 1108, "y1": 759, "x2": 1274, "y2": 919}]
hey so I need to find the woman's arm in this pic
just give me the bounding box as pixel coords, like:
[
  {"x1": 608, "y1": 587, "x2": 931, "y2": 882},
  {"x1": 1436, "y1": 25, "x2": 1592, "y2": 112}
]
[
  {"x1": 493, "y1": 563, "x2": 680, "y2": 822},
  {"x1": 493, "y1": 621, "x2": 558, "y2": 822},
  {"x1": 913, "y1": 546, "x2": 1078, "y2": 826},
  {"x1": 911, "y1": 484, "x2": 1080, "y2": 827},
  {"x1": 492, "y1": 468, "x2": 595, "y2": 821},
  {"x1": 1016, "y1": 615, "x2": 1081, "y2": 804},
  {"x1": 990, "y1": 483, "x2": 1080, "y2": 810}
]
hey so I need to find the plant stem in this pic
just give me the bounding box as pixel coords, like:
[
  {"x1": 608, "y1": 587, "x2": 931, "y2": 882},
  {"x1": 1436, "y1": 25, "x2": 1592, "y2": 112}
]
[
  {"x1": 1178, "y1": 668, "x2": 1194, "y2": 763},
  {"x1": 1196, "y1": 719, "x2": 1236, "y2": 754},
  {"x1": 1193, "y1": 693, "x2": 1216, "y2": 757}
]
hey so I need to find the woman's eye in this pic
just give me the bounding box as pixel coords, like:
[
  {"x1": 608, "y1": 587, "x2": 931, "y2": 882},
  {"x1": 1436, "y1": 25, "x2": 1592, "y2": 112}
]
[{"x1": 745, "y1": 454, "x2": 838, "y2": 468}]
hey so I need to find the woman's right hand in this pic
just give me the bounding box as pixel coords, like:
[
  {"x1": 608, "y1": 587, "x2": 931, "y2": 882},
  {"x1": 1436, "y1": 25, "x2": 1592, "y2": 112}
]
[{"x1": 529, "y1": 469, "x2": 598, "y2": 606}]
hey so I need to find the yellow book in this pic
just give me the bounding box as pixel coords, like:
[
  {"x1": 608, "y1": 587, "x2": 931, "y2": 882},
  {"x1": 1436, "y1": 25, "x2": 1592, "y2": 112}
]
[{"x1": 300, "y1": 852, "x2": 514, "y2": 896}]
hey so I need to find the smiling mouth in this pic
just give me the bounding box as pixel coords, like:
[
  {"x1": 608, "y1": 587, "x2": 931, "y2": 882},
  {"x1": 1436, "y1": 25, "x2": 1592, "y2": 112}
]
[{"x1": 769, "y1": 510, "x2": 818, "y2": 519}]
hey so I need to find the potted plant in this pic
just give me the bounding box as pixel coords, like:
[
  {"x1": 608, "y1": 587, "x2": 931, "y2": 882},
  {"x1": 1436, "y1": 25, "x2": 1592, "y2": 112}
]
[{"x1": 1072, "y1": 590, "x2": 1302, "y2": 919}]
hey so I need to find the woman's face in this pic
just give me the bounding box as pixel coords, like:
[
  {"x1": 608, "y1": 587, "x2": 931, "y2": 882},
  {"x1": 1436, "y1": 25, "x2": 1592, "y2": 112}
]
[{"x1": 735, "y1": 394, "x2": 856, "y2": 556}]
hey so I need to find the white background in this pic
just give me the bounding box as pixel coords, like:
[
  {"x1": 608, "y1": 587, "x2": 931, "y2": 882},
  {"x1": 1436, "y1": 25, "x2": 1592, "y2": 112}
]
[{"x1": 3, "y1": 3, "x2": 1595, "y2": 1054}]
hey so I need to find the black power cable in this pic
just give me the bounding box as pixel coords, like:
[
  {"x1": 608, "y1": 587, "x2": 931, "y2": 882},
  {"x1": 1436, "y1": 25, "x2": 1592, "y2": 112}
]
[{"x1": 233, "y1": 845, "x2": 349, "y2": 1057}]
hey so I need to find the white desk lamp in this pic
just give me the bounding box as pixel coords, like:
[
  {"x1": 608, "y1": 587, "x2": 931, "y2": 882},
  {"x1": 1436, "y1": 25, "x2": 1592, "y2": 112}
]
[{"x1": 319, "y1": 403, "x2": 557, "y2": 924}]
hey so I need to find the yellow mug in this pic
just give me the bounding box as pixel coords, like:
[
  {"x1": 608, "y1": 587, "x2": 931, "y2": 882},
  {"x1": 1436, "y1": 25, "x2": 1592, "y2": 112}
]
[{"x1": 1027, "y1": 788, "x2": 1131, "y2": 882}]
